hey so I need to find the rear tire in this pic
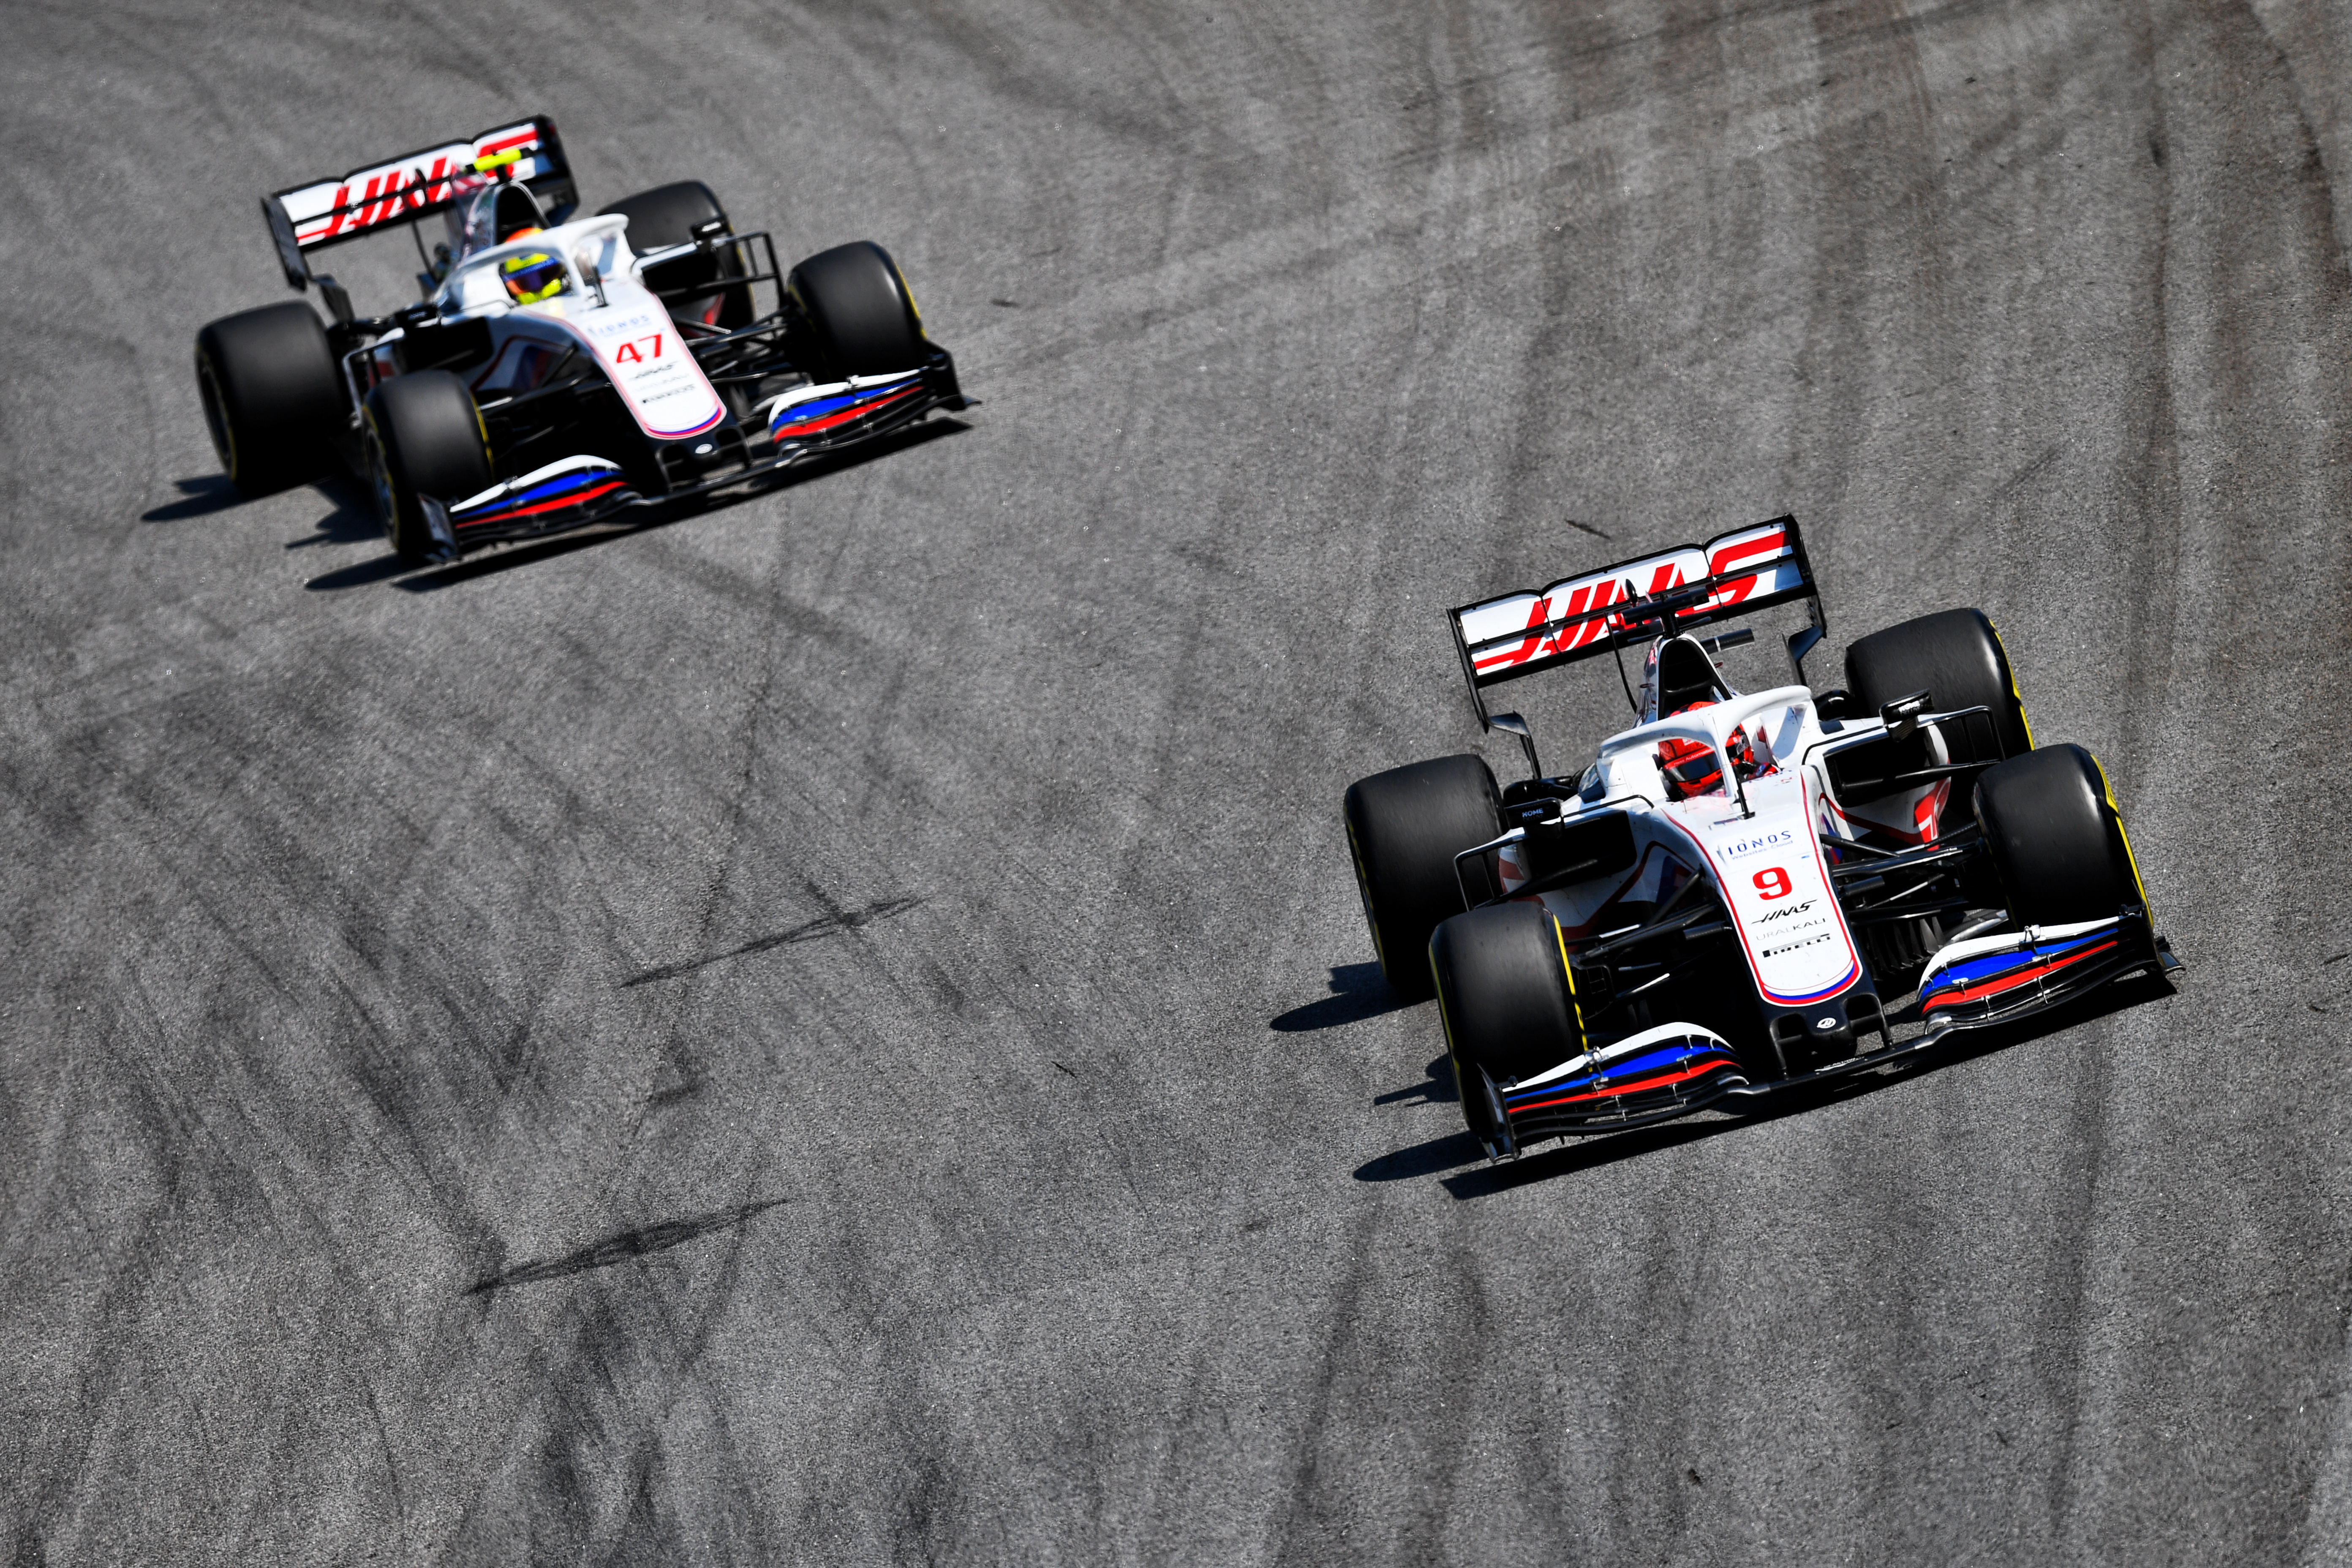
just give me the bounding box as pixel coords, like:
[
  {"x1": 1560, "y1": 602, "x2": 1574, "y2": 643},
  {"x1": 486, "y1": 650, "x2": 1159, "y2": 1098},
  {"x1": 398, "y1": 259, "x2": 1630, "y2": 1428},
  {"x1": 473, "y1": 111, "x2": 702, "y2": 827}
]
[
  {"x1": 1846, "y1": 608, "x2": 2033, "y2": 764},
  {"x1": 1343, "y1": 754, "x2": 1501, "y2": 999},
  {"x1": 1431, "y1": 903, "x2": 1583, "y2": 1139},
  {"x1": 194, "y1": 302, "x2": 344, "y2": 497},
  {"x1": 788, "y1": 241, "x2": 927, "y2": 378},
  {"x1": 1973, "y1": 744, "x2": 2147, "y2": 926},
  {"x1": 600, "y1": 180, "x2": 751, "y2": 329},
  {"x1": 362, "y1": 372, "x2": 492, "y2": 564}
]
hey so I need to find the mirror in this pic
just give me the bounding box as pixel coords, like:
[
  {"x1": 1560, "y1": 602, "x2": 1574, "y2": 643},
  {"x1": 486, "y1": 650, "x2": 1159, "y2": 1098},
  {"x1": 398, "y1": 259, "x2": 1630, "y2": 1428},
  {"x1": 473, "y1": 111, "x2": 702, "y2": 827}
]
[{"x1": 574, "y1": 246, "x2": 608, "y2": 307}]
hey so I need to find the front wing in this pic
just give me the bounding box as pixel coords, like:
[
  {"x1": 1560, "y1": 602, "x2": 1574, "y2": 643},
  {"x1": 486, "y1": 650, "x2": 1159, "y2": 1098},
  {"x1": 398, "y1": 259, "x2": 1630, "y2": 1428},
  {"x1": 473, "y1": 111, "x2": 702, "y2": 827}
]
[
  {"x1": 1915, "y1": 906, "x2": 2178, "y2": 1033},
  {"x1": 417, "y1": 357, "x2": 967, "y2": 558},
  {"x1": 1476, "y1": 906, "x2": 2178, "y2": 1157},
  {"x1": 1492, "y1": 1023, "x2": 1749, "y2": 1144}
]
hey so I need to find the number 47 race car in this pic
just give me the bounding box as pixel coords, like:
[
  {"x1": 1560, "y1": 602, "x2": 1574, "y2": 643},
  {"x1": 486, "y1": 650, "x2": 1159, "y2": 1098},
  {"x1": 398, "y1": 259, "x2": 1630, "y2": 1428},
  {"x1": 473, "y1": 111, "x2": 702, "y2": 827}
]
[
  {"x1": 192, "y1": 116, "x2": 970, "y2": 563},
  {"x1": 1343, "y1": 517, "x2": 2181, "y2": 1160}
]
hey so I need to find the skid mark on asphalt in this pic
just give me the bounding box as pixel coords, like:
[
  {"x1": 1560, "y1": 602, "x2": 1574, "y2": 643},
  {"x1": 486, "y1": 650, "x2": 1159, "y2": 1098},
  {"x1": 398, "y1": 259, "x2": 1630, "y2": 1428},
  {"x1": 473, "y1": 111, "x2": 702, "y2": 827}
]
[
  {"x1": 2311, "y1": 952, "x2": 2352, "y2": 1013},
  {"x1": 468, "y1": 1198, "x2": 792, "y2": 1295},
  {"x1": 644, "y1": 1075, "x2": 709, "y2": 1106},
  {"x1": 618, "y1": 895, "x2": 928, "y2": 987}
]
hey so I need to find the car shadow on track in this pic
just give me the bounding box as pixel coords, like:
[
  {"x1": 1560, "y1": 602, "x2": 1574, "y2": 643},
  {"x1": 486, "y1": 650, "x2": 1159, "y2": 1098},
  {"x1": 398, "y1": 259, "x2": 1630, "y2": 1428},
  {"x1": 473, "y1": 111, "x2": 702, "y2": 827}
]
[
  {"x1": 287, "y1": 476, "x2": 387, "y2": 549},
  {"x1": 1270, "y1": 964, "x2": 1416, "y2": 1033},
  {"x1": 296, "y1": 418, "x2": 974, "y2": 595},
  {"x1": 290, "y1": 478, "x2": 415, "y2": 590},
  {"x1": 1372, "y1": 1054, "x2": 1458, "y2": 1107},
  {"x1": 1351, "y1": 969, "x2": 2179, "y2": 1197},
  {"x1": 142, "y1": 475, "x2": 243, "y2": 521}
]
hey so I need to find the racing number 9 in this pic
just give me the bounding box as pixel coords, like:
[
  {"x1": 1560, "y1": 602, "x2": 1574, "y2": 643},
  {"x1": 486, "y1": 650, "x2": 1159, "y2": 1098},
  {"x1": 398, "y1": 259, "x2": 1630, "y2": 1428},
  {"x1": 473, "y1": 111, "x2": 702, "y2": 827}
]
[{"x1": 1754, "y1": 867, "x2": 1792, "y2": 899}]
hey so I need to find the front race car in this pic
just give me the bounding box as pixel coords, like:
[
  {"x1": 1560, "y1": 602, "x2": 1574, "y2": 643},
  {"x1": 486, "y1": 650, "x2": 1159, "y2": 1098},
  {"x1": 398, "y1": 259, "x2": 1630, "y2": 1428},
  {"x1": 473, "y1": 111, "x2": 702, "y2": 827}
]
[{"x1": 1344, "y1": 517, "x2": 2181, "y2": 1160}]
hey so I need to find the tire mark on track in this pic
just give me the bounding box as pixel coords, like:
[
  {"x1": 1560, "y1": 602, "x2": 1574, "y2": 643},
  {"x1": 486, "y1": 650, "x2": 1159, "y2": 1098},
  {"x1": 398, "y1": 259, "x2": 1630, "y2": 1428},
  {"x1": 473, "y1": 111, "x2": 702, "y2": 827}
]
[
  {"x1": 618, "y1": 894, "x2": 928, "y2": 986},
  {"x1": 468, "y1": 1198, "x2": 793, "y2": 1295},
  {"x1": 1263, "y1": 1205, "x2": 1383, "y2": 1568}
]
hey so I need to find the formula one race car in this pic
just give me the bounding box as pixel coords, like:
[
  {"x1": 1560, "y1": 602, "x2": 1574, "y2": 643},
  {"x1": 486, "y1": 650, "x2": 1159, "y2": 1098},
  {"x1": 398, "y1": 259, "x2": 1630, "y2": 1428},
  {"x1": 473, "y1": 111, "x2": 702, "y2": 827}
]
[
  {"x1": 192, "y1": 116, "x2": 969, "y2": 561},
  {"x1": 1342, "y1": 516, "x2": 2179, "y2": 1159}
]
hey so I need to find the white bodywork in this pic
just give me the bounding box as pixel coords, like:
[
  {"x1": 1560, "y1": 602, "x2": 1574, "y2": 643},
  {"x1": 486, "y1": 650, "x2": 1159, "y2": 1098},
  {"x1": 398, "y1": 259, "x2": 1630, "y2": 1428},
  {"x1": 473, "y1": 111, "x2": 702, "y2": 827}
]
[
  {"x1": 370, "y1": 213, "x2": 727, "y2": 443},
  {"x1": 1494, "y1": 682, "x2": 1954, "y2": 1010}
]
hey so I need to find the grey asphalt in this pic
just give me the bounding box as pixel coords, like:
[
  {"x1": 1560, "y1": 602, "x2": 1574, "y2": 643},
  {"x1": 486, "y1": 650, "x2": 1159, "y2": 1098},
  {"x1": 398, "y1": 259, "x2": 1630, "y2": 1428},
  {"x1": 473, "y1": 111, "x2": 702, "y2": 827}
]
[{"x1": 5, "y1": 0, "x2": 2352, "y2": 1562}]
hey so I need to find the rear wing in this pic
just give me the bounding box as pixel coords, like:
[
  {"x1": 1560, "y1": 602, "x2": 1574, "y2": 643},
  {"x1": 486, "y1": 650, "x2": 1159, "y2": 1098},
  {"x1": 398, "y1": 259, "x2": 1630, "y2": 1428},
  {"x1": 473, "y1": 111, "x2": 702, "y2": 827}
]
[
  {"x1": 1448, "y1": 514, "x2": 1827, "y2": 735},
  {"x1": 263, "y1": 116, "x2": 575, "y2": 290}
]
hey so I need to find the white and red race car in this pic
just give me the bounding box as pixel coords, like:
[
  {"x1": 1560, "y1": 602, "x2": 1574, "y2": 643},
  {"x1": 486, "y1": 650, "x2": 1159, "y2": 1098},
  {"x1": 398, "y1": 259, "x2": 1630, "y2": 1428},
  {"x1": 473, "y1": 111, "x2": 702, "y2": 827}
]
[
  {"x1": 1343, "y1": 516, "x2": 2178, "y2": 1158},
  {"x1": 193, "y1": 116, "x2": 969, "y2": 562}
]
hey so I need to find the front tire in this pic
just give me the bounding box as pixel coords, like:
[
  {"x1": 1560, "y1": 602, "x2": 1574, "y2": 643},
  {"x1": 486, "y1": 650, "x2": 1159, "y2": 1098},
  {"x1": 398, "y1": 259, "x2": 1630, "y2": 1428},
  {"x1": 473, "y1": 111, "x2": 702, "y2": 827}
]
[
  {"x1": 194, "y1": 302, "x2": 345, "y2": 497},
  {"x1": 1973, "y1": 744, "x2": 2148, "y2": 926},
  {"x1": 788, "y1": 241, "x2": 928, "y2": 379},
  {"x1": 1343, "y1": 754, "x2": 1500, "y2": 998},
  {"x1": 1846, "y1": 607, "x2": 2033, "y2": 764},
  {"x1": 1430, "y1": 902, "x2": 1583, "y2": 1140},
  {"x1": 362, "y1": 371, "x2": 492, "y2": 564}
]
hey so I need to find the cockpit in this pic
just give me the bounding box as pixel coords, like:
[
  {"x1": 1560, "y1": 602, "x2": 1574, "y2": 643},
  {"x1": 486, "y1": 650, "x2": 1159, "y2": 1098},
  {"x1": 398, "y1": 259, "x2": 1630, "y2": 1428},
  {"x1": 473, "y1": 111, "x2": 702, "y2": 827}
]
[
  {"x1": 448, "y1": 182, "x2": 553, "y2": 263},
  {"x1": 1655, "y1": 723, "x2": 1777, "y2": 801},
  {"x1": 1642, "y1": 634, "x2": 1778, "y2": 801},
  {"x1": 1644, "y1": 633, "x2": 1733, "y2": 722}
]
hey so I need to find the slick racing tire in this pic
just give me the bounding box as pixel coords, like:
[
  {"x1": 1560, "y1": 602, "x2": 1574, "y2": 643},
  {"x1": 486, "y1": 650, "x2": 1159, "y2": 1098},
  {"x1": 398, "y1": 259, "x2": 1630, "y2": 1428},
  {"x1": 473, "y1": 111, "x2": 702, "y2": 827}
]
[
  {"x1": 1846, "y1": 608, "x2": 2034, "y2": 764},
  {"x1": 362, "y1": 371, "x2": 492, "y2": 565},
  {"x1": 600, "y1": 180, "x2": 751, "y2": 330},
  {"x1": 194, "y1": 302, "x2": 345, "y2": 498},
  {"x1": 1973, "y1": 744, "x2": 2149, "y2": 926},
  {"x1": 1344, "y1": 754, "x2": 1501, "y2": 999},
  {"x1": 1431, "y1": 902, "x2": 1583, "y2": 1141},
  {"x1": 788, "y1": 241, "x2": 928, "y2": 378}
]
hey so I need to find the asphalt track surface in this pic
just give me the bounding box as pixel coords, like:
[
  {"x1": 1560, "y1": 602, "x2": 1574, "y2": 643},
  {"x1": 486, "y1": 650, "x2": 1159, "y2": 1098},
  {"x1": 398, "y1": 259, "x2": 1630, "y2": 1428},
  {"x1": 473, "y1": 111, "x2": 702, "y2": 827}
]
[{"x1": 8, "y1": 0, "x2": 2352, "y2": 1562}]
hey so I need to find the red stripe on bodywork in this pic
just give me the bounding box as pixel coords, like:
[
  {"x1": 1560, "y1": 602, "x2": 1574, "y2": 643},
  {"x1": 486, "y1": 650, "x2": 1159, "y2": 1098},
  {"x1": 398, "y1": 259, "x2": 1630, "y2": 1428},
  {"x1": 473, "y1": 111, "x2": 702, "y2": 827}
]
[
  {"x1": 1703, "y1": 525, "x2": 1786, "y2": 607},
  {"x1": 1472, "y1": 592, "x2": 1560, "y2": 673}
]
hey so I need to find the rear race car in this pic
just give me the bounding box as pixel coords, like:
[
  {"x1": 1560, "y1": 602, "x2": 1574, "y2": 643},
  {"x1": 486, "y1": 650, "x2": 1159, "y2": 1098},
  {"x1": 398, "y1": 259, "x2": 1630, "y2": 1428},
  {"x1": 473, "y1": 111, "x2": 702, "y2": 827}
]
[
  {"x1": 1343, "y1": 516, "x2": 2179, "y2": 1160},
  {"x1": 193, "y1": 116, "x2": 971, "y2": 563}
]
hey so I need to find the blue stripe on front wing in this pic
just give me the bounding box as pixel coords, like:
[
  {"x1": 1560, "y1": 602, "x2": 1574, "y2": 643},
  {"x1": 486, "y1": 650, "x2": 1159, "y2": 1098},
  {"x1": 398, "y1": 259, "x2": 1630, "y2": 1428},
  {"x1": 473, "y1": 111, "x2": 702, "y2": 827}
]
[
  {"x1": 1927, "y1": 931, "x2": 2108, "y2": 993},
  {"x1": 1504, "y1": 1043, "x2": 1738, "y2": 1106},
  {"x1": 453, "y1": 466, "x2": 624, "y2": 517}
]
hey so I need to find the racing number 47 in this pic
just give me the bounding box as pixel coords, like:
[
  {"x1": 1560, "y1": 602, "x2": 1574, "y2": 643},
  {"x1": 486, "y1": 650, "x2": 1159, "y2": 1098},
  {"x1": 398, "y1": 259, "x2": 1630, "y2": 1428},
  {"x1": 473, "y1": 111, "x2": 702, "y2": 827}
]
[
  {"x1": 1754, "y1": 867, "x2": 1792, "y2": 899},
  {"x1": 612, "y1": 333, "x2": 664, "y2": 365}
]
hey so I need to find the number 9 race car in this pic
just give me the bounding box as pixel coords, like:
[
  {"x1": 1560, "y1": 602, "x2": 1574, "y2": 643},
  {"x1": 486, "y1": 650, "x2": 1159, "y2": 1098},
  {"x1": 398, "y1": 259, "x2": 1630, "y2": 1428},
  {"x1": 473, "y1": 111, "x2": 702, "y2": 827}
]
[
  {"x1": 192, "y1": 116, "x2": 970, "y2": 562},
  {"x1": 1342, "y1": 516, "x2": 2180, "y2": 1160}
]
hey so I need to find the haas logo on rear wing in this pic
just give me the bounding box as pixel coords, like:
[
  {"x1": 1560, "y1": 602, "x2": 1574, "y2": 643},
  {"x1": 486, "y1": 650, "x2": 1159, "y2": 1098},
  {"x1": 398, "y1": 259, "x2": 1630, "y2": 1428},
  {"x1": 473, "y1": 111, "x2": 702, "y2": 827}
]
[
  {"x1": 262, "y1": 116, "x2": 574, "y2": 288},
  {"x1": 1448, "y1": 515, "x2": 1825, "y2": 716}
]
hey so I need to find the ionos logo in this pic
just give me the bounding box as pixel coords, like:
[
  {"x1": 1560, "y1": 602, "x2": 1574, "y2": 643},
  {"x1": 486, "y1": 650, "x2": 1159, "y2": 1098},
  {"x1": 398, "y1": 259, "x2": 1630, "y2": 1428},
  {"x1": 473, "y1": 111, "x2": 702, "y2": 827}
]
[
  {"x1": 1760, "y1": 931, "x2": 1834, "y2": 958},
  {"x1": 1755, "y1": 899, "x2": 1816, "y2": 924},
  {"x1": 1722, "y1": 829, "x2": 1794, "y2": 860},
  {"x1": 587, "y1": 311, "x2": 661, "y2": 339}
]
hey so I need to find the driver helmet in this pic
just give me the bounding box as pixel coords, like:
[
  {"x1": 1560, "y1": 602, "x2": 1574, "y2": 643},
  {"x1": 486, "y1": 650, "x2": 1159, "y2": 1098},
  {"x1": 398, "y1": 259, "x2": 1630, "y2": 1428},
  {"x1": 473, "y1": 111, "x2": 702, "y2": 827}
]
[
  {"x1": 1655, "y1": 734, "x2": 1723, "y2": 801},
  {"x1": 498, "y1": 229, "x2": 566, "y2": 305},
  {"x1": 1654, "y1": 700, "x2": 1769, "y2": 801}
]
